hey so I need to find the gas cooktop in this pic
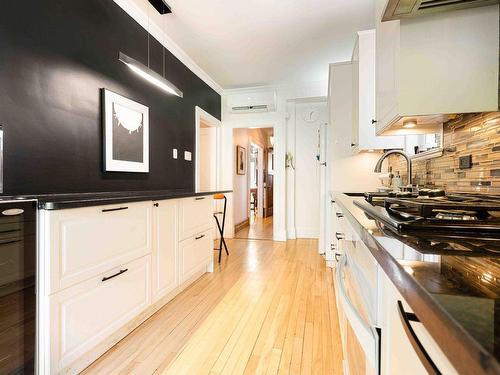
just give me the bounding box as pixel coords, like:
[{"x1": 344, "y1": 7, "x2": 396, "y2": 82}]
[{"x1": 355, "y1": 190, "x2": 500, "y2": 236}]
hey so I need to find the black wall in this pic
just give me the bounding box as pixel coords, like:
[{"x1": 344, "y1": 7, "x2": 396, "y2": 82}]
[{"x1": 0, "y1": 0, "x2": 221, "y2": 195}]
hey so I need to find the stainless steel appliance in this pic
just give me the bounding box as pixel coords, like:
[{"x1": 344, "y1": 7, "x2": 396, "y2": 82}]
[
  {"x1": 0, "y1": 200, "x2": 37, "y2": 374},
  {"x1": 356, "y1": 191, "x2": 500, "y2": 236}
]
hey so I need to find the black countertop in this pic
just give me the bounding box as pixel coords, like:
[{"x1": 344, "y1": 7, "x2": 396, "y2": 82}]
[
  {"x1": 0, "y1": 189, "x2": 232, "y2": 210},
  {"x1": 333, "y1": 192, "x2": 500, "y2": 375}
]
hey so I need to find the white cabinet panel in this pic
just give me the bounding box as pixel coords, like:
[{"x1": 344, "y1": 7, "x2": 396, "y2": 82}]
[
  {"x1": 352, "y1": 29, "x2": 404, "y2": 152},
  {"x1": 178, "y1": 196, "x2": 213, "y2": 241},
  {"x1": 375, "y1": 0, "x2": 499, "y2": 135},
  {"x1": 152, "y1": 199, "x2": 178, "y2": 302},
  {"x1": 47, "y1": 201, "x2": 152, "y2": 293},
  {"x1": 379, "y1": 272, "x2": 458, "y2": 375},
  {"x1": 49, "y1": 256, "x2": 151, "y2": 373},
  {"x1": 179, "y1": 229, "x2": 213, "y2": 283}
]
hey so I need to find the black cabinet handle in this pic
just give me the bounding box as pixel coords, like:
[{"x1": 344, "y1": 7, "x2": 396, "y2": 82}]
[
  {"x1": 102, "y1": 206, "x2": 128, "y2": 213},
  {"x1": 335, "y1": 232, "x2": 345, "y2": 240},
  {"x1": 195, "y1": 234, "x2": 205, "y2": 240},
  {"x1": 336, "y1": 212, "x2": 344, "y2": 218},
  {"x1": 334, "y1": 253, "x2": 341, "y2": 262},
  {"x1": 397, "y1": 301, "x2": 441, "y2": 375},
  {"x1": 351, "y1": 143, "x2": 357, "y2": 147},
  {"x1": 102, "y1": 268, "x2": 128, "y2": 282},
  {"x1": 371, "y1": 119, "x2": 377, "y2": 124},
  {"x1": 153, "y1": 203, "x2": 159, "y2": 207},
  {"x1": 195, "y1": 197, "x2": 205, "y2": 200}
]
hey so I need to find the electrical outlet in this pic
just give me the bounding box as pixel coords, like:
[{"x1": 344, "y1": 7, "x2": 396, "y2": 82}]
[
  {"x1": 184, "y1": 151, "x2": 192, "y2": 161},
  {"x1": 172, "y1": 148, "x2": 178, "y2": 159},
  {"x1": 459, "y1": 155, "x2": 472, "y2": 169}
]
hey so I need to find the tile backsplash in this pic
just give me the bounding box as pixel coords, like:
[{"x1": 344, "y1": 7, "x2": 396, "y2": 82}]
[{"x1": 388, "y1": 112, "x2": 500, "y2": 194}]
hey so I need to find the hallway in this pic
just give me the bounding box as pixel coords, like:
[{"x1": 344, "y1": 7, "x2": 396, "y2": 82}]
[
  {"x1": 83, "y1": 238, "x2": 343, "y2": 374},
  {"x1": 234, "y1": 216, "x2": 274, "y2": 240}
]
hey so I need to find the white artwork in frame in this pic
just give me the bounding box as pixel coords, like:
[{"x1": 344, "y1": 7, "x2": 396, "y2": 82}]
[{"x1": 102, "y1": 89, "x2": 149, "y2": 173}]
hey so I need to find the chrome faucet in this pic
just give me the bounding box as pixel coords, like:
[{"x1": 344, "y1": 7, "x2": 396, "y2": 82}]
[{"x1": 374, "y1": 150, "x2": 413, "y2": 186}]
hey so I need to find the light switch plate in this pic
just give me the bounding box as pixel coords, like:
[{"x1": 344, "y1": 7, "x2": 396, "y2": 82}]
[
  {"x1": 184, "y1": 151, "x2": 192, "y2": 161},
  {"x1": 459, "y1": 154, "x2": 472, "y2": 169},
  {"x1": 172, "y1": 148, "x2": 178, "y2": 159}
]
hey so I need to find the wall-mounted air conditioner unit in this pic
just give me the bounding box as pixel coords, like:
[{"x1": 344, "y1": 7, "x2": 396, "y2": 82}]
[{"x1": 227, "y1": 91, "x2": 277, "y2": 114}]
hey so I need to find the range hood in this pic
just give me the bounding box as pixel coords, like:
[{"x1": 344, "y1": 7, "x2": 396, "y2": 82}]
[{"x1": 382, "y1": 0, "x2": 499, "y2": 21}]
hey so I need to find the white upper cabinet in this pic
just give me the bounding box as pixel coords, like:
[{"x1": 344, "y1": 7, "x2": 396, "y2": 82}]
[
  {"x1": 352, "y1": 29, "x2": 404, "y2": 152},
  {"x1": 375, "y1": 0, "x2": 499, "y2": 135}
]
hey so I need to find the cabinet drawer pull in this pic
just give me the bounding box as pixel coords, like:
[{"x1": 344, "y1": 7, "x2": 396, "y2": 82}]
[
  {"x1": 195, "y1": 234, "x2": 205, "y2": 240},
  {"x1": 371, "y1": 119, "x2": 377, "y2": 124},
  {"x1": 397, "y1": 300, "x2": 441, "y2": 375},
  {"x1": 335, "y1": 232, "x2": 345, "y2": 240},
  {"x1": 102, "y1": 206, "x2": 128, "y2": 213},
  {"x1": 102, "y1": 268, "x2": 128, "y2": 282},
  {"x1": 195, "y1": 197, "x2": 206, "y2": 200},
  {"x1": 153, "y1": 203, "x2": 159, "y2": 207},
  {"x1": 336, "y1": 212, "x2": 344, "y2": 218}
]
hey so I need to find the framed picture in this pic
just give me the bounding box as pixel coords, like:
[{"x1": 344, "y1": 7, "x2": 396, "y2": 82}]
[
  {"x1": 236, "y1": 145, "x2": 246, "y2": 175},
  {"x1": 102, "y1": 89, "x2": 149, "y2": 172}
]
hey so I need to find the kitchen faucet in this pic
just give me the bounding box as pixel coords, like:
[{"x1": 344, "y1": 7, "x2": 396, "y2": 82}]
[{"x1": 374, "y1": 150, "x2": 413, "y2": 187}]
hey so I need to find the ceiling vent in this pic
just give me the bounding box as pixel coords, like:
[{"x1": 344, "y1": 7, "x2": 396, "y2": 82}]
[
  {"x1": 148, "y1": 0, "x2": 172, "y2": 15},
  {"x1": 227, "y1": 91, "x2": 277, "y2": 114},
  {"x1": 382, "y1": 0, "x2": 498, "y2": 21}
]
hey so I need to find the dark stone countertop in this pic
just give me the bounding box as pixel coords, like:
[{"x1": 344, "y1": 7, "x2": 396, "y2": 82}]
[
  {"x1": 0, "y1": 189, "x2": 232, "y2": 210},
  {"x1": 333, "y1": 192, "x2": 500, "y2": 375}
]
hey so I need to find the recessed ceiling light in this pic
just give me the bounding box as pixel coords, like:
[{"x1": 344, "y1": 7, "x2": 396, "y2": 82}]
[{"x1": 403, "y1": 120, "x2": 417, "y2": 128}]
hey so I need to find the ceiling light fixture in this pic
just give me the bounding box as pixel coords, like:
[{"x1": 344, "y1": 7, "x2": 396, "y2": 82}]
[
  {"x1": 119, "y1": 52, "x2": 183, "y2": 97},
  {"x1": 403, "y1": 120, "x2": 417, "y2": 129},
  {"x1": 119, "y1": 1, "x2": 183, "y2": 98}
]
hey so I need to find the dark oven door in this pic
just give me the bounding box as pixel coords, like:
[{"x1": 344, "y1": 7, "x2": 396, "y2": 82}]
[{"x1": 0, "y1": 201, "x2": 36, "y2": 374}]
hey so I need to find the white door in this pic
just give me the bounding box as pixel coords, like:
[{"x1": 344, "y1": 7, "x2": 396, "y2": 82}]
[{"x1": 294, "y1": 101, "x2": 327, "y2": 238}]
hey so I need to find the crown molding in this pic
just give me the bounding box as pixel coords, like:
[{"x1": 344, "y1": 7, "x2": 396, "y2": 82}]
[{"x1": 113, "y1": 0, "x2": 223, "y2": 95}]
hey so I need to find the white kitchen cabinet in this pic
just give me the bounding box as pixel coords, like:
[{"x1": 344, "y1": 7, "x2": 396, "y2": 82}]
[
  {"x1": 375, "y1": 0, "x2": 499, "y2": 135},
  {"x1": 49, "y1": 255, "x2": 151, "y2": 374},
  {"x1": 178, "y1": 196, "x2": 213, "y2": 241},
  {"x1": 152, "y1": 199, "x2": 178, "y2": 303},
  {"x1": 379, "y1": 271, "x2": 458, "y2": 375},
  {"x1": 179, "y1": 229, "x2": 213, "y2": 283},
  {"x1": 352, "y1": 29, "x2": 404, "y2": 152},
  {"x1": 43, "y1": 201, "x2": 152, "y2": 294}
]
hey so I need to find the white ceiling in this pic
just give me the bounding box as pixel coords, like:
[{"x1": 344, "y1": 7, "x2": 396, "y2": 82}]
[{"x1": 134, "y1": 0, "x2": 375, "y2": 89}]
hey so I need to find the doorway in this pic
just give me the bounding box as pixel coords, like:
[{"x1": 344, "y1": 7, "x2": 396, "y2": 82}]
[{"x1": 233, "y1": 127, "x2": 274, "y2": 240}]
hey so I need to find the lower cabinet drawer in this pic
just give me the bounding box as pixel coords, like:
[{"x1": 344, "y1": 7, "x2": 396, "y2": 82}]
[
  {"x1": 179, "y1": 229, "x2": 213, "y2": 283},
  {"x1": 49, "y1": 255, "x2": 151, "y2": 373},
  {"x1": 46, "y1": 201, "x2": 152, "y2": 294},
  {"x1": 178, "y1": 196, "x2": 213, "y2": 241}
]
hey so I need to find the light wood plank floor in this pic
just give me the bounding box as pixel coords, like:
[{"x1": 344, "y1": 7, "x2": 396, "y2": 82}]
[
  {"x1": 83, "y1": 238, "x2": 343, "y2": 375},
  {"x1": 235, "y1": 216, "x2": 274, "y2": 240}
]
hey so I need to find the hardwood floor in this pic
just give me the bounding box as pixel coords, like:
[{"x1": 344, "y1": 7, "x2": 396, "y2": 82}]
[
  {"x1": 235, "y1": 216, "x2": 274, "y2": 240},
  {"x1": 83, "y1": 238, "x2": 343, "y2": 375}
]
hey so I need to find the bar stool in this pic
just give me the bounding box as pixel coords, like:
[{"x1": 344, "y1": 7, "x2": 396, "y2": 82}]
[{"x1": 213, "y1": 193, "x2": 229, "y2": 262}]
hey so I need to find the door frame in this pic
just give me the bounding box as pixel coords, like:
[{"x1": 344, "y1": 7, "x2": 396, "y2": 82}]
[{"x1": 195, "y1": 106, "x2": 222, "y2": 193}]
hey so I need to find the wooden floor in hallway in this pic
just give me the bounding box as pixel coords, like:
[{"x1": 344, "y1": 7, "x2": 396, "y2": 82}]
[
  {"x1": 235, "y1": 216, "x2": 274, "y2": 240},
  {"x1": 83, "y1": 238, "x2": 343, "y2": 375}
]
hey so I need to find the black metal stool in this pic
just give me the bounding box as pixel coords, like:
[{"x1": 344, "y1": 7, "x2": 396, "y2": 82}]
[{"x1": 213, "y1": 193, "x2": 229, "y2": 262}]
